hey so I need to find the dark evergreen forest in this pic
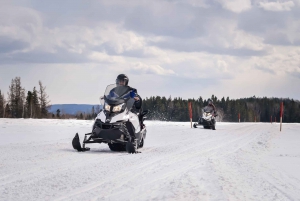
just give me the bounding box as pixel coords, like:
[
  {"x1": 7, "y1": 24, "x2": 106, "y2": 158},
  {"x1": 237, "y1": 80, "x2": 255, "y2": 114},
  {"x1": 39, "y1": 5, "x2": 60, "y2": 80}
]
[{"x1": 142, "y1": 95, "x2": 300, "y2": 123}]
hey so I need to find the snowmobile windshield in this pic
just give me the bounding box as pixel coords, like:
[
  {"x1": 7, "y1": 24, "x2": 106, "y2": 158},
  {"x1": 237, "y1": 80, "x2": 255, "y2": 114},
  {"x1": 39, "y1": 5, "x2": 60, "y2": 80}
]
[{"x1": 102, "y1": 84, "x2": 135, "y2": 111}]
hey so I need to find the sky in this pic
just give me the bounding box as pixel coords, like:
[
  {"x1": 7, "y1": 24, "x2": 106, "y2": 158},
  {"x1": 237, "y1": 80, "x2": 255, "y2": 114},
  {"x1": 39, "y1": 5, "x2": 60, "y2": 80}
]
[{"x1": 0, "y1": 0, "x2": 300, "y2": 104}]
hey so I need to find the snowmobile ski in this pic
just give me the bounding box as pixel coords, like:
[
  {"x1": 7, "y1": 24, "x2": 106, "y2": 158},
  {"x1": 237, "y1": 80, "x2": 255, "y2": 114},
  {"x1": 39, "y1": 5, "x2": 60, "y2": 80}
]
[{"x1": 72, "y1": 133, "x2": 90, "y2": 152}]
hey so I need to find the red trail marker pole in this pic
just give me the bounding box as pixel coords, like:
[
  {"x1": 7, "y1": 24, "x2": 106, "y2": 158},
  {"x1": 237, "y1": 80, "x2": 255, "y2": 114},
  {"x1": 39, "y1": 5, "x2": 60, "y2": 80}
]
[
  {"x1": 238, "y1": 113, "x2": 240, "y2": 123},
  {"x1": 188, "y1": 102, "x2": 193, "y2": 128},
  {"x1": 280, "y1": 102, "x2": 283, "y2": 131}
]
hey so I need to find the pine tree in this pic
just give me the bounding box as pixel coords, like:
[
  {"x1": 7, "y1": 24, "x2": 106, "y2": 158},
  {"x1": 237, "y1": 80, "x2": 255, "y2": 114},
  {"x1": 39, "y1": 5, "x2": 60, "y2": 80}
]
[
  {"x1": 56, "y1": 109, "x2": 61, "y2": 118},
  {"x1": 2, "y1": 96, "x2": 7, "y2": 118},
  {"x1": 4, "y1": 104, "x2": 10, "y2": 118},
  {"x1": 32, "y1": 87, "x2": 40, "y2": 118},
  {"x1": 7, "y1": 77, "x2": 25, "y2": 118},
  {"x1": 0, "y1": 90, "x2": 4, "y2": 118},
  {"x1": 92, "y1": 106, "x2": 95, "y2": 118},
  {"x1": 95, "y1": 105, "x2": 101, "y2": 114},
  {"x1": 25, "y1": 91, "x2": 33, "y2": 118}
]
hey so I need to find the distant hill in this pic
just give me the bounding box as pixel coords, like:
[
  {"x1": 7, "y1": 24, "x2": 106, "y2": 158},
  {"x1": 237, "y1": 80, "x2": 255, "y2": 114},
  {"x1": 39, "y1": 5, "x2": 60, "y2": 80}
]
[{"x1": 49, "y1": 104, "x2": 102, "y2": 115}]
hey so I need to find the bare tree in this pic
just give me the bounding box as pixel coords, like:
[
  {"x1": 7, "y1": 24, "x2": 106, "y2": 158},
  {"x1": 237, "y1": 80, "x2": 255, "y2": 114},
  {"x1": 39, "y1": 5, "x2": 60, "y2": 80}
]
[{"x1": 38, "y1": 81, "x2": 50, "y2": 118}]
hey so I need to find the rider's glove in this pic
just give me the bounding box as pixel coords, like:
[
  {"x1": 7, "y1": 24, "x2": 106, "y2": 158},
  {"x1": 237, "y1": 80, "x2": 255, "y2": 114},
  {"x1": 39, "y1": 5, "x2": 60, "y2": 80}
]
[{"x1": 130, "y1": 91, "x2": 136, "y2": 98}]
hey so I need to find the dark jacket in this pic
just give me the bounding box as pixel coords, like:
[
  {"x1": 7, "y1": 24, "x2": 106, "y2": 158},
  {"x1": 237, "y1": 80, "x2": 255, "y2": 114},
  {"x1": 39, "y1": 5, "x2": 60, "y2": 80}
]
[
  {"x1": 130, "y1": 87, "x2": 142, "y2": 111},
  {"x1": 203, "y1": 104, "x2": 216, "y2": 115},
  {"x1": 108, "y1": 86, "x2": 142, "y2": 110}
]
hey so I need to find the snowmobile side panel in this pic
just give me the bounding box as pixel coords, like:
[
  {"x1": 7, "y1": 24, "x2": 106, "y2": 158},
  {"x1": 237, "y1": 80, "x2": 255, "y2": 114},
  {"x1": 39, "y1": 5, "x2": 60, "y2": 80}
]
[
  {"x1": 128, "y1": 112, "x2": 140, "y2": 133},
  {"x1": 106, "y1": 111, "x2": 140, "y2": 133},
  {"x1": 98, "y1": 112, "x2": 106, "y2": 123}
]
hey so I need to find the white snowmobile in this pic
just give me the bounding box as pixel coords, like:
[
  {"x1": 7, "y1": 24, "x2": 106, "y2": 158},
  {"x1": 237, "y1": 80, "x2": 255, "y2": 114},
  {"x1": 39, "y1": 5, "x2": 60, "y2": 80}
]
[
  {"x1": 72, "y1": 84, "x2": 148, "y2": 153},
  {"x1": 193, "y1": 107, "x2": 216, "y2": 130}
]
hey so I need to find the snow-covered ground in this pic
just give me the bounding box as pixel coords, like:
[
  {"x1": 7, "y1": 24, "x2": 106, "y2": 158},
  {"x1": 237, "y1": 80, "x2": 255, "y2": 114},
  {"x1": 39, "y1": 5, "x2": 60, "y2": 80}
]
[{"x1": 0, "y1": 119, "x2": 300, "y2": 201}]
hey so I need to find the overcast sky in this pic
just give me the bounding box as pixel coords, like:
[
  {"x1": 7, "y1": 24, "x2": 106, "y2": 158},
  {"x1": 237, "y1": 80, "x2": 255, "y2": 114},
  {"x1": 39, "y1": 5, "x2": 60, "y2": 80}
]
[{"x1": 0, "y1": 0, "x2": 300, "y2": 104}]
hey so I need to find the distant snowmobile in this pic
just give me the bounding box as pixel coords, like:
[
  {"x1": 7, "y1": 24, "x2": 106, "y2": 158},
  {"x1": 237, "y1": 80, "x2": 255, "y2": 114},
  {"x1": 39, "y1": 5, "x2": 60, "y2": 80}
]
[
  {"x1": 193, "y1": 107, "x2": 217, "y2": 130},
  {"x1": 72, "y1": 84, "x2": 148, "y2": 154}
]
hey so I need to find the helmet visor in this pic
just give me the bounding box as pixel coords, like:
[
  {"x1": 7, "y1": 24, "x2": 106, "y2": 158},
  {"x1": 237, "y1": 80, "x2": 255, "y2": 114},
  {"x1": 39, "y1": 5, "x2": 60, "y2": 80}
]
[{"x1": 116, "y1": 78, "x2": 128, "y2": 86}]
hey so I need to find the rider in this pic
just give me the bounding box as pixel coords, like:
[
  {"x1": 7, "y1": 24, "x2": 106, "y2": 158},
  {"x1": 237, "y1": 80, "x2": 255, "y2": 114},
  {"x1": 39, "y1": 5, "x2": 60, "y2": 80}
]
[
  {"x1": 114, "y1": 74, "x2": 142, "y2": 111},
  {"x1": 114, "y1": 74, "x2": 143, "y2": 147}
]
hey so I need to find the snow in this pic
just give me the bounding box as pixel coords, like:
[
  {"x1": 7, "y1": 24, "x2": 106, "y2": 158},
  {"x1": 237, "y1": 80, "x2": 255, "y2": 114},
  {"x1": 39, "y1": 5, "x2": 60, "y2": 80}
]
[{"x1": 0, "y1": 119, "x2": 300, "y2": 201}]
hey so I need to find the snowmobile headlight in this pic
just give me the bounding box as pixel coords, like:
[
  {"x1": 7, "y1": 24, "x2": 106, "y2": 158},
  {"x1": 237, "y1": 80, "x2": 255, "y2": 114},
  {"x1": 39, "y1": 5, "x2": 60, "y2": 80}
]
[
  {"x1": 112, "y1": 103, "x2": 124, "y2": 112},
  {"x1": 104, "y1": 104, "x2": 111, "y2": 111}
]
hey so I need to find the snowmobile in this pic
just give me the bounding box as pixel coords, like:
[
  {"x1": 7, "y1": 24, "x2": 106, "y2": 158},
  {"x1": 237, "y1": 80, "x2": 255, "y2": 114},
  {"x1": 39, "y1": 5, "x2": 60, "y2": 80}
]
[
  {"x1": 72, "y1": 84, "x2": 148, "y2": 153},
  {"x1": 193, "y1": 108, "x2": 217, "y2": 130}
]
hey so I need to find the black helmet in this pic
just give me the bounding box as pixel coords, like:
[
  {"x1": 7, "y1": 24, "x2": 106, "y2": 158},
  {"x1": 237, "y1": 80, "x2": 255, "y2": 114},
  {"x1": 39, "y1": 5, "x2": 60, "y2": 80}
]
[
  {"x1": 208, "y1": 99, "x2": 213, "y2": 105},
  {"x1": 116, "y1": 74, "x2": 129, "y2": 86}
]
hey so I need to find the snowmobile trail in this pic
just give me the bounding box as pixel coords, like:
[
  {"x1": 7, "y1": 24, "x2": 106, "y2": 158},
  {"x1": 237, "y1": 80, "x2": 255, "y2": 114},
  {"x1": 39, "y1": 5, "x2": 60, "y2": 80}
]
[{"x1": 0, "y1": 119, "x2": 300, "y2": 201}]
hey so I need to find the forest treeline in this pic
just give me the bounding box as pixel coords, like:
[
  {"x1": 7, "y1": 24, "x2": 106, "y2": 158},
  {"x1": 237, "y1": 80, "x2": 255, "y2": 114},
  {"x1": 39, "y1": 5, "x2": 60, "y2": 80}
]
[
  {"x1": 1, "y1": 77, "x2": 300, "y2": 122},
  {"x1": 0, "y1": 77, "x2": 51, "y2": 118},
  {"x1": 0, "y1": 77, "x2": 97, "y2": 119},
  {"x1": 0, "y1": 77, "x2": 100, "y2": 119},
  {"x1": 142, "y1": 95, "x2": 300, "y2": 123}
]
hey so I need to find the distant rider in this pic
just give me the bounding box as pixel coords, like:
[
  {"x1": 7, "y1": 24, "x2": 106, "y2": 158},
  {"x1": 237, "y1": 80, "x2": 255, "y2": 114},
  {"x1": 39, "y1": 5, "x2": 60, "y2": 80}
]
[
  {"x1": 203, "y1": 99, "x2": 217, "y2": 128},
  {"x1": 204, "y1": 99, "x2": 217, "y2": 116}
]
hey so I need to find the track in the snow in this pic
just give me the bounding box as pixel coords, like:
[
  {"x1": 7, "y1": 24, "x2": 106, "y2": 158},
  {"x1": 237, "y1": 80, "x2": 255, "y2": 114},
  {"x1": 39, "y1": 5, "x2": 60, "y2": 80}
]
[{"x1": 0, "y1": 119, "x2": 300, "y2": 201}]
